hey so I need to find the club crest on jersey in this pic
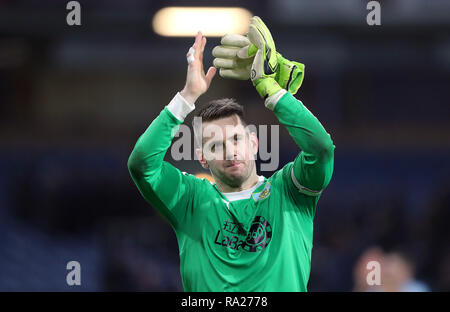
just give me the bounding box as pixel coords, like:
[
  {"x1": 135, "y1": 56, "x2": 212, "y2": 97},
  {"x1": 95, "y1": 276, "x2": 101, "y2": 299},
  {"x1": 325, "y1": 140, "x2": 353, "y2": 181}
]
[{"x1": 252, "y1": 182, "x2": 271, "y2": 202}]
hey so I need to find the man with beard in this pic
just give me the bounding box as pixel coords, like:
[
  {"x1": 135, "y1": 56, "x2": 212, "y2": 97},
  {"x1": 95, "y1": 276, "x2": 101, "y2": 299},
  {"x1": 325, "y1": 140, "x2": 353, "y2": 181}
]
[{"x1": 128, "y1": 17, "x2": 335, "y2": 291}]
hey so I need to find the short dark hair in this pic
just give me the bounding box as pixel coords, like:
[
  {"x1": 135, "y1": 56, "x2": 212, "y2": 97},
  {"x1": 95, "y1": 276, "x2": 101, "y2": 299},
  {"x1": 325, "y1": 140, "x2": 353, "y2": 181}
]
[{"x1": 195, "y1": 98, "x2": 247, "y2": 125}]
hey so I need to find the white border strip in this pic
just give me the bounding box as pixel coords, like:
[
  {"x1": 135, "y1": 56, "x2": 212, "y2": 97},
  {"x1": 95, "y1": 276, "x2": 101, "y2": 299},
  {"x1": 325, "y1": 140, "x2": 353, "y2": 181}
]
[{"x1": 290, "y1": 167, "x2": 322, "y2": 196}]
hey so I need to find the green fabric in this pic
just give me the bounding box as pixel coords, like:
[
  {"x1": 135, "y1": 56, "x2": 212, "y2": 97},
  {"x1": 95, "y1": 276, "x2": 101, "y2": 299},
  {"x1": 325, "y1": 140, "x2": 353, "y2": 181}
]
[
  {"x1": 128, "y1": 92, "x2": 335, "y2": 291},
  {"x1": 273, "y1": 93, "x2": 335, "y2": 193}
]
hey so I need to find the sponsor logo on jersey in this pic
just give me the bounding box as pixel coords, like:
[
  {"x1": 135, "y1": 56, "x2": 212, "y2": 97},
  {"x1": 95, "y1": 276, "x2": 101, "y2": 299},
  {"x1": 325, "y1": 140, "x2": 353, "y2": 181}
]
[{"x1": 214, "y1": 216, "x2": 272, "y2": 252}]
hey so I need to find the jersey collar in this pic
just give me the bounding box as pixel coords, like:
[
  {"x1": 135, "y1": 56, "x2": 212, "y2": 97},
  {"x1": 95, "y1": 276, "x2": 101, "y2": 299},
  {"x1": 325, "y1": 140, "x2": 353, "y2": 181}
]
[{"x1": 213, "y1": 175, "x2": 268, "y2": 203}]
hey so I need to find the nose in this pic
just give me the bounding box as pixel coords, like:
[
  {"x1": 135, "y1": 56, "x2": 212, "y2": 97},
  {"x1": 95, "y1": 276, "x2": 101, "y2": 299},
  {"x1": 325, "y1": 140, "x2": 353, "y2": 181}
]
[{"x1": 224, "y1": 141, "x2": 238, "y2": 160}]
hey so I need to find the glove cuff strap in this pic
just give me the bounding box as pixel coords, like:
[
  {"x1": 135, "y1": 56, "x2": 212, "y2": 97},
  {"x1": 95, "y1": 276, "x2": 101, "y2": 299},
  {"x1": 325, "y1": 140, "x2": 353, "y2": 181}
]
[
  {"x1": 255, "y1": 78, "x2": 283, "y2": 100},
  {"x1": 276, "y1": 53, "x2": 305, "y2": 95}
]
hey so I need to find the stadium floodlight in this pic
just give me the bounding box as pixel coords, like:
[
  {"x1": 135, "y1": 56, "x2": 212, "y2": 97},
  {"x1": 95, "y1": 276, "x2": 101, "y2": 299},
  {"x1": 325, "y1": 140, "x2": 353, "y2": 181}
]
[{"x1": 152, "y1": 7, "x2": 252, "y2": 37}]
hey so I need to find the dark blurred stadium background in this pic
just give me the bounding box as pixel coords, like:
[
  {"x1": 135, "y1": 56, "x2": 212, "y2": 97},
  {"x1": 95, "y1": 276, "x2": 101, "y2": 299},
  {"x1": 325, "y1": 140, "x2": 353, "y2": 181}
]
[{"x1": 0, "y1": 0, "x2": 449, "y2": 291}]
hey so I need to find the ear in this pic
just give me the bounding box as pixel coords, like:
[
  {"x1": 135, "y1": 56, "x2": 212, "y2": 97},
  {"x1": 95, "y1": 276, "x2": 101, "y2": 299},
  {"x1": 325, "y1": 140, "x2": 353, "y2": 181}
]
[
  {"x1": 195, "y1": 148, "x2": 209, "y2": 169},
  {"x1": 249, "y1": 132, "x2": 259, "y2": 158}
]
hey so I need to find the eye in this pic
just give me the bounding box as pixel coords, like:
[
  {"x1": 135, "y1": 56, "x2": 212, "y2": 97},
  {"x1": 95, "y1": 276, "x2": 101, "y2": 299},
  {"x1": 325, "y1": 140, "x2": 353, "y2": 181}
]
[{"x1": 213, "y1": 144, "x2": 224, "y2": 153}]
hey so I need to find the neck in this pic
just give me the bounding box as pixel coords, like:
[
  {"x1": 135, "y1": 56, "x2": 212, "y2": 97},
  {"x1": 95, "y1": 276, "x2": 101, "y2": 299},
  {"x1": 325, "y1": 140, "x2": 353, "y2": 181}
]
[{"x1": 216, "y1": 170, "x2": 260, "y2": 193}]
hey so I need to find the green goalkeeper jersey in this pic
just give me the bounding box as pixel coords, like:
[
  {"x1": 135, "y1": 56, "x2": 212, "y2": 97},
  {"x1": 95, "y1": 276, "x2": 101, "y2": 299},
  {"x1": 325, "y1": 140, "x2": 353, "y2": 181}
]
[{"x1": 128, "y1": 90, "x2": 335, "y2": 292}]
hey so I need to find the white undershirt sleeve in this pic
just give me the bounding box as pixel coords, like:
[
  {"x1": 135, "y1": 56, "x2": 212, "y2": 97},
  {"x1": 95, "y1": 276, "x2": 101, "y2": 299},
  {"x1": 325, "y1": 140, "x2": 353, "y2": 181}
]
[
  {"x1": 166, "y1": 92, "x2": 196, "y2": 121},
  {"x1": 265, "y1": 89, "x2": 287, "y2": 110}
]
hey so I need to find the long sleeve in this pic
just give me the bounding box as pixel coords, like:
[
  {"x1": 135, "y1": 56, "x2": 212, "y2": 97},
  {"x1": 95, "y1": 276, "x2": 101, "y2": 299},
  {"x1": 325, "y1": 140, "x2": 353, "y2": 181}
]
[
  {"x1": 267, "y1": 90, "x2": 335, "y2": 197},
  {"x1": 127, "y1": 92, "x2": 197, "y2": 230}
]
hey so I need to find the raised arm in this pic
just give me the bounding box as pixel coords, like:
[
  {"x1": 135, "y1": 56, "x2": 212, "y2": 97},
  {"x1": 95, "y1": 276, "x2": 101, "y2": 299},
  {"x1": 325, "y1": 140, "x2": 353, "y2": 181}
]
[
  {"x1": 246, "y1": 16, "x2": 335, "y2": 200},
  {"x1": 267, "y1": 90, "x2": 335, "y2": 196},
  {"x1": 127, "y1": 31, "x2": 216, "y2": 230}
]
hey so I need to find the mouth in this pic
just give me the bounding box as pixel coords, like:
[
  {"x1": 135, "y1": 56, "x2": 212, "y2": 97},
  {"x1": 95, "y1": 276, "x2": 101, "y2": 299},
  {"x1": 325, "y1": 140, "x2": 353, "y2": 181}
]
[{"x1": 226, "y1": 161, "x2": 243, "y2": 168}]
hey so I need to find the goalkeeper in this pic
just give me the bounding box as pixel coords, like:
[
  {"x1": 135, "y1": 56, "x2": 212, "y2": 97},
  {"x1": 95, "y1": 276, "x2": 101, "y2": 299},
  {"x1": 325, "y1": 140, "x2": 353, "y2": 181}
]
[{"x1": 128, "y1": 17, "x2": 335, "y2": 291}]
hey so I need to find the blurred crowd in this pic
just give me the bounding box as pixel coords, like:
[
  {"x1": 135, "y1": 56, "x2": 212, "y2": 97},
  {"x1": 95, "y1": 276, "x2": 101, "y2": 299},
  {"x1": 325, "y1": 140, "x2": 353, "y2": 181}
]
[{"x1": 310, "y1": 181, "x2": 450, "y2": 291}]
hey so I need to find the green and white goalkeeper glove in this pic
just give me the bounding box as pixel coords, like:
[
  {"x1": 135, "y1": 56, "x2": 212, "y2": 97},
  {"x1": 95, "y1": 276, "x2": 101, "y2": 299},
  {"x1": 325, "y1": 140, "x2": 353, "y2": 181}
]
[
  {"x1": 212, "y1": 17, "x2": 305, "y2": 98},
  {"x1": 247, "y1": 16, "x2": 280, "y2": 99}
]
